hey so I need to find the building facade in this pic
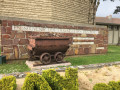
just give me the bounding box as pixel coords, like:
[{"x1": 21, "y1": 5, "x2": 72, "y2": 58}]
[
  {"x1": 0, "y1": 0, "x2": 108, "y2": 60},
  {"x1": 96, "y1": 16, "x2": 120, "y2": 45}
]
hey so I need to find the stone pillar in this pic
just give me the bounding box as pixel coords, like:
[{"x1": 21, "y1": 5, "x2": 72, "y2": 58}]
[{"x1": 117, "y1": 26, "x2": 120, "y2": 45}]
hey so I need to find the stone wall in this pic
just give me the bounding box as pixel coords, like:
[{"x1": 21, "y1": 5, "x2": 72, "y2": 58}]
[
  {"x1": 0, "y1": 0, "x2": 95, "y2": 25},
  {"x1": 1, "y1": 20, "x2": 108, "y2": 60},
  {"x1": 0, "y1": 24, "x2": 1, "y2": 50}
]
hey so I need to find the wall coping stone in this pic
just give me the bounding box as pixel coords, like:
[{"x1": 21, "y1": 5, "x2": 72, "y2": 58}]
[{"x1": 0, "y1": 16, "x2": 107, "y2": 28}]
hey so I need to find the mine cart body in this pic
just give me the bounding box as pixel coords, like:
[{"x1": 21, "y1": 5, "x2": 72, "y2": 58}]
[{"x1": 27, "y1": 36, "x2": 71, "y2": 64}]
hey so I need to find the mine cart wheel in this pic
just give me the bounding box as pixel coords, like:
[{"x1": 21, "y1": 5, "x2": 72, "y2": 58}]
[
  {"x1": 40, "y1": 53, "x2": 51, "y2": 64},
  {"x1": 54, "y1": 52, "x2": 64, "y2": 63}
]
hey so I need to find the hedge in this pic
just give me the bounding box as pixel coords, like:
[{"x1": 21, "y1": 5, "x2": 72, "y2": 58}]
[
  {"x1": 93, "y1": 81, "x2": 120, "y2": 90},
  {"x1": 42, "y1": 68, "x2": 78, "y2": 90},
  {"x1": 93, "y1": 83, "x2": 112, "y2": 90},
  {"x1": 0, "y1": 76, "x2": 17, "y2": 90},
  {"x1": 0, "y1": 80, "x2": 2, "y2": 90},
  {"x1": 22, "y1": 73, "x2": 52, "y2": 90},
  {"x1": 108, "y1": 81, "x2": 120, "y2": 90},
  {"x1": 65, "y1": 68, "x2": 78, "y2": 90}
]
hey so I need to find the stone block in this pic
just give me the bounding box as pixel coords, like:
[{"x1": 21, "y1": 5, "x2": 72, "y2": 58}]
[
  {"x1": 13, "y1": 45, "x2": 19, "y2": 59},
  {"x1": 90, "y1": 44, "x2": 96, "y2": 54},
  {"x1": 10, "y1": 54, "x2": 15, "y2": 59},
  {"x1": 81, "y1": 34, "x2": 87, "y2": 37},
  {"x1": 78, "y1": 48, "x2": 84, "y2": 54},
  {"x1": 16, "y1": 33, "x2": 25, "y2": 39},
  {"x1": 66, "y1": 49, "x2": 75, "y2": 55},
  {"x1": 75, "y1": 49, "x2": 79, "y2": 55},
  {"x1": 21, "y1": 54, "x2": 29, "y2": 59},
  {"x1": 19, "y1": 39, "x2": 29, "y2": 45},
  {"x1": 19, "y1": 46, "x2": 28, "y2": 54}
]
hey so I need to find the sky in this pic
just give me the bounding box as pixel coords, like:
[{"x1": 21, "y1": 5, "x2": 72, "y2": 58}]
[{"x1": 96, "y1": 0, "x2": 120, "y2": 18}]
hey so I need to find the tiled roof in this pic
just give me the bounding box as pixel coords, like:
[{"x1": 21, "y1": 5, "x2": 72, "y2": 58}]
[{"x1": 95, "y1": 17, "x2": 120, "y2": 25}]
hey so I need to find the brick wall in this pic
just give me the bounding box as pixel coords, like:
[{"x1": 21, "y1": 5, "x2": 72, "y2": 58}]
[
  {"x1": 1, "y1": 20, "x2": 108, "y2": 60},
  {"x1": 0, "y1": 0, "x2": 95, "y2": 25}
]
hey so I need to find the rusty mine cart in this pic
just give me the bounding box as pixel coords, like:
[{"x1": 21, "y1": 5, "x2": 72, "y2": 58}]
[{"x1": 27, "y1": 36, "x2": 71, "y2": 64}]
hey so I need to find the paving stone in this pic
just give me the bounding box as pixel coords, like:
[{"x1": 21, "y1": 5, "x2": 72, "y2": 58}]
[{"x1": 77, "y1": 66, "x2": 85, "y2": 69}]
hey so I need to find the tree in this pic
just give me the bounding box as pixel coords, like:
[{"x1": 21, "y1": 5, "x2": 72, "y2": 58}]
[
  {"x1": 114, "y1": 6, "x2": 120, "y2": 14},
  {"x1": 103, "y1": 0, "x2": 120, "y2": 14}
]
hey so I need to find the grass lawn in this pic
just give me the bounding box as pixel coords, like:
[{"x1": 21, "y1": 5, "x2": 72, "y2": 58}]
[
  {"x1": 65, "y1": 45, "x2": 120, "y2": 66},
  {"x1": 0, "y1": 60, "x2": 30, "y2": 74},
  {"x1": 0, "y1": 45, "x2": 120, "y2": 74}
]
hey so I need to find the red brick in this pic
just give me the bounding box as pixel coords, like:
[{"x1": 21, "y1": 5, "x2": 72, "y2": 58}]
[
  {"x1": 45, "y1": 24, "x2": 54, "y2": 28},
  {"x1": 63, "y1": 25, "x2": 67, "y2": 29},
  {"x1": 1, "y1": 46, "x2": 3, "y2": 52},
  {"x1": 25, "y1": 22, "x2": 32, "y2": 26},
  {"x1": 13, "y1": 21, "x2": 19, "y2": 25},
  {"x1": 74, "y1": 26, "x2": 79, "y2": 29},
  {"x1": 13, "y1": 39, "x2": 19, "y2": 45},
  {"x1": 19, "y1": 39, "x2": 29, "y2": 45},
  {"x1": 67, "y1": 26, "x2": 74, "y2": 29},
  {"x1": 2, "y1": 20, "x2": 7, "y2": 23},
  {"x1": 26, "y1": 31, "x2": 33, "y2": 38},
  {"x1": 11, "y1": 31, "x2": 17, "y2": 39},
  {"x1": 6, "y1": 26, "x2": 12, "y2": 34},
  {"x1": 7, "y1": 21, "x2": 13, "y2": 26},
  {"x1": 2, "y1": 39, "x2": 13, "y2": 45},
  {"x1": 16, "y1": 33, "x2": 25, "y2": 39},
  {"x1": 2, "y1": 22, "x2": 7, "y2": 27},
  {"x1": 4, "y1": 48, "x2": 13, "y2": 53},
  {"x1": 2, "y1": 34, "x2": 10, "y2": 39},
  {"x1": 1, "y1": 27, "x2": 6, "y2": 34},
  {"x1": 58, "y1": 25, "x2": 64, "y2": 29},
  {"x1": 19, "y1": 21, "x2": 25, "y2": 25},
  {"x1": 40, "y1": 24, "x2": 46, "y2": 28},
  {"x1": 53, "y1": 24, "x2": 59, "y2": 28}
]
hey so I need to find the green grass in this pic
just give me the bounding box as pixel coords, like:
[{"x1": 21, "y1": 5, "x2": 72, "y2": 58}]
[
  {"x1": 0, "y1": 45, "x2": 120, "y2": 74},
  {"x1": 65, "y1": 45, "x2": 120, "y2": 66},
  {"x1": 0, "y1": 60, "x2": 30, "y2": 74}
]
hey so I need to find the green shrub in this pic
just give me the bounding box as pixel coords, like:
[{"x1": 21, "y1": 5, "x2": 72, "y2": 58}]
[
  {"x1": 42, "y1": 68, "x2": 79, "y2": 90},
  {"x1": 0, "y1": 80, "x2": 2, "y2": 90},
  {"x1": 42, "y1": 69, "x2": 65, "y2": 90},
  {"x1": 0, "y1": 76, "x2": 17, "y2": 90},
  {"x1": 22, "y1": 73, "x2": 52, "y2": 90},
  {"x1": 108, "y1": 81, "x2": 120, "y2": 90},
  {"x1": 93, "y1": 83, "x2": 112, "y2": 90},
  {"x1": 65, "y1": 68, "x2": 78, "y2": 90}
]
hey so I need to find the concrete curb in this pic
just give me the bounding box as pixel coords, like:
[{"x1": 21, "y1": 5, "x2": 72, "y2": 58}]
[{"x1": 1, "y1": 61, "x2": 120, "y2": 79}]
